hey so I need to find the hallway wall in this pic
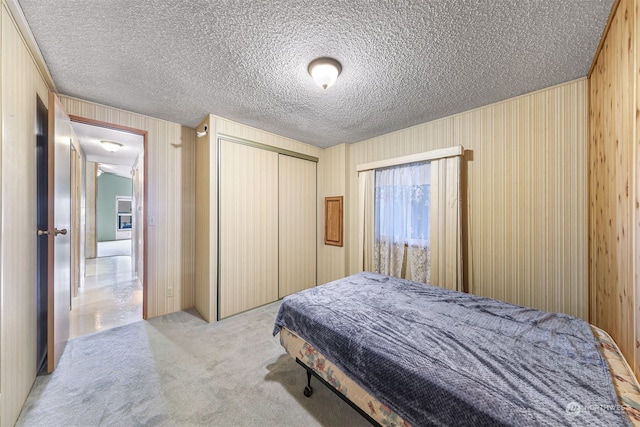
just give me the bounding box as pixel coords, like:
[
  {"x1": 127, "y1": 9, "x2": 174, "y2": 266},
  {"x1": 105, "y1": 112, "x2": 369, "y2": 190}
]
[
  {"x1": 0, "y1": 2, "x2": 51, "y2": 425},
  {"x1": 97, "y1": 173, "x2": 132, "y2": 242},
  {"x1": 59, "y1": 96, "x2": 196, "y2": 319}
]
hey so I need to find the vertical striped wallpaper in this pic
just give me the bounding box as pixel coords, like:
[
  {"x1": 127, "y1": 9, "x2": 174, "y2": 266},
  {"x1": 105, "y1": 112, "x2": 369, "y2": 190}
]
[
  {"x1": 0, "y1": 0, "x2": 613, "y2": 421},
  {"x1": 279, "y1": 154, "x2": 317, "y2": 297},
  {"x1": 1, "y1": 4, "x2": 51, "y2": 425},
  {"x1": 317, "y1": 144, "x2": 348, "y2": 285},
  {"x1": 218, "y1": 140, "x2": 279, "y2": 318},
  {"x1": 58, "y1": 96, "x2": 196, "y2": 319},
  {"x1": 215, "y1": 116, "x2": 321, "y2": 158},
  {"x1": 341, "y1": 79, "x2": 588, "y2": 319},
  {"x1": 195, "y1": 116, "x2": 214, "y2": 321},
  {"x1": 195, "y1": 114, "x2": 322, "y2": 322}
]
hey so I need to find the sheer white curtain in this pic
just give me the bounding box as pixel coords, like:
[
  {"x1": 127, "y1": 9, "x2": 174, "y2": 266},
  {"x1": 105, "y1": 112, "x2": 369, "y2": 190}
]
[
  {"x1": 357, "y1": 146, "x2": 463, "y2": 291},
  {"x1": 374, "y1": 162, "x2": 431, "y2": 283}
]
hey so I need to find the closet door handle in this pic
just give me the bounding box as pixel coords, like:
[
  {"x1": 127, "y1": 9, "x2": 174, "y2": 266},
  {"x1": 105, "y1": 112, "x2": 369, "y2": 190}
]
[{"x1": 54, "y1": 228, "x2": 67, "y2": 236}]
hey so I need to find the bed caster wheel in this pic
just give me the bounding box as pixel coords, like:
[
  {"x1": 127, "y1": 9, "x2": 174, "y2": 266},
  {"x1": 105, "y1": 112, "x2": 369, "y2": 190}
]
[{"x1": 304, "y1": 386, "x2": 313, "y2": 397}]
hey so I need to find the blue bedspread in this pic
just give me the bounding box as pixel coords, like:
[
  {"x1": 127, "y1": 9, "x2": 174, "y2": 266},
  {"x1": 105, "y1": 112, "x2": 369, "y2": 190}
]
[{"x1": 273, "y1": 272, "x2": 630, "y2": 426}]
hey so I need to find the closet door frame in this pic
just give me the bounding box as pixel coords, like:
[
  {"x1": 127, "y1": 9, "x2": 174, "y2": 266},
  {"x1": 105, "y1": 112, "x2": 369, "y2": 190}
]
[{"x1": 217, "y1": 134, "x2": 318, "y2": 319}]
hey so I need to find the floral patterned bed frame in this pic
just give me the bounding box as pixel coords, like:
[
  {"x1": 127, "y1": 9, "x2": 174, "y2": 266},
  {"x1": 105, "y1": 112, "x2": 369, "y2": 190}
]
[{"x1": 280, "y1": 326, "x2": 640, "y2": 426}]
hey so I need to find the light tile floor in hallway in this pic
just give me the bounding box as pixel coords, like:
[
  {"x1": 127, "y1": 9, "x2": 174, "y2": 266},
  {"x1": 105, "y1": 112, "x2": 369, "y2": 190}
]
[{"x1": 70, "y1": 254, "x2": 142, "y2": 339}]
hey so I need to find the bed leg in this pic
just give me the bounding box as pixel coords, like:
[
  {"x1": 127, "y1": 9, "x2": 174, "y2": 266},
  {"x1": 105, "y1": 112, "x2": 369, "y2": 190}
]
[{"x1": 304, "y1": 369, "x2": 314, "y2": 397}]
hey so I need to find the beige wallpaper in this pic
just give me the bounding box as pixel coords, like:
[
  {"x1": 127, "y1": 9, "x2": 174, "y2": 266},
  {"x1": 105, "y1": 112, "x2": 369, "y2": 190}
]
[
  {"x1": 84, "y1": 161, "x2": 97, "y2": 259},
  {"x1": 195, "y1": 116, "x2": 214, "y2": 321},
  {"x1": 218, "y1": 140, "x2": 279, "y2": 318},
  {"x1": 1, "y1": 0, "x2": 596, "y2": 421},
  {"x1": 1, "y1": 3, "x2": 51, "y2": 425},
  {"x1": 58, "y1": 96, "x2": 196, "y2": 319},
  {"x1": 279, "y1": 154, "x2": 317, "y2": 297},
  {"x1": 336, "y1": 79, "x2": 588, "y2": 319},
  {"x1": 195, "y1": 114, "x2": 321, "y2": 322},
  {"x1": 317, "y1": 144, "x2": 348, "y2": 285}
]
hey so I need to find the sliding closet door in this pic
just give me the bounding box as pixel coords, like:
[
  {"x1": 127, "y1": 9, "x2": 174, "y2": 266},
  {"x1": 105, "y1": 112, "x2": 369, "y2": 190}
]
[
  {"x1": 278, "y1": 155, "x2": 317, "y2": 298},
  {"x1": 219, "y1": 140, "x2": 278, "y2": 318}
]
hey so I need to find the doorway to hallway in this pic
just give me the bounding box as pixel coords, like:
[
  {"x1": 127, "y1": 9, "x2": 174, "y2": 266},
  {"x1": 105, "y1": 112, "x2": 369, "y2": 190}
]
[{"x1": 68, "y1": 117, "x2": 147, "y2": 339}]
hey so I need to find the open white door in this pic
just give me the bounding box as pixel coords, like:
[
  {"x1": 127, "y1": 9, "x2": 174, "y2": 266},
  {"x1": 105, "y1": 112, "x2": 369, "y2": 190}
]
[{"x1": 47, "y1": 93, "x2": 72, "y2": 372}]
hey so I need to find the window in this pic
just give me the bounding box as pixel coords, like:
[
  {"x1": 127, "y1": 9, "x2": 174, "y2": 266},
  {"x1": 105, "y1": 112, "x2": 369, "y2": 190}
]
[
  {"x1": 357, "y1": 145, "x2": 463, "y2": 291},
  {"x1": 374, "y1": 161, "x2": 431, "y2": 283},
  {"x1": 374, "y1": 162, "x2": 431, "y2": 246}
]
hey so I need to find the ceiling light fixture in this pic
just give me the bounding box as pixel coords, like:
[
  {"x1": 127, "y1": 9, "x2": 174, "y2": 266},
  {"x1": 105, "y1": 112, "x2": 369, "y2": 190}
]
[
  {"x1": 101, "y1": 140, "x2": 123, "y2": 152},
  {"x1": 308, "y1": 57, "x2": 342, "y2": 90}
]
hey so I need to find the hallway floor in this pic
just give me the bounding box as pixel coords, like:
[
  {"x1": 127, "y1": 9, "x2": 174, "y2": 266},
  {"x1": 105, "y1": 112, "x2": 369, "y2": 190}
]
[
  {"x1": 96, "y1": 239, "x2": 132, "y2": 257},
  {"x1": 70, "y1": 255, "x2": 142, "y2": 339}
]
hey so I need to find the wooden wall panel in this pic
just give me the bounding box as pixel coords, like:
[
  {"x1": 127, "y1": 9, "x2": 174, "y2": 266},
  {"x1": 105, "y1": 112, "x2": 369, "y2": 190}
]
[
  {"x1": 279, "y1": 154, "x2": 317, "y2": 297},
  {"x1": 58, "y1": 96, "x2": 196, "y2": 318},
  {"x1": 635, "y1": 0, "x2": 640, "y2": 379},
  {"x1": 218, "y1": 140, "x2": 279, "y2": 318},
  {"x1": 341, "y1": 79, "x2": 588, "y2": 319},
  {"x1": 588, "y1": 0, "x2": 638, "y2": 375},
  {"x1": 317, "y1": 144, "x2": 347, "y2": 285},
  {"x1": 0, "y1": 4, "x2": 51, "y2": 425}
]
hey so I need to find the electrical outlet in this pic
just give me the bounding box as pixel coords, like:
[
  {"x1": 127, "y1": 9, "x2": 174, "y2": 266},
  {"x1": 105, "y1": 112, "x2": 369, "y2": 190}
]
[{"x1": 167, "y1": 287, "x2": 173, "y2": 298}]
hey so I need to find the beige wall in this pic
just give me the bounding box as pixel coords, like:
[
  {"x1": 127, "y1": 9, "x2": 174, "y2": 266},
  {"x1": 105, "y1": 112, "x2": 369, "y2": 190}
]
[
  {"x1": 0, "y1": 2, "x2": 51, "y2": 425},
  {"x1": 195, "y1": 116, "x2": 214, "y2": 321},
  {"x1": 588, "y1": 0, "x2": 639, "y2": 375},
  {"x1": 132, "y1": 151, "x2": 144, "y2": 286},
  {"x1": 0, "y1": 0, "x2": 597, "y2": 422},
  {"x1": 195, "y1": 114, "x2": 321, "y2": 322},
  {"x1": 0, "y1": 3, "x2": 198, "y2": 419},
  {"x1": 59, "y1": 96, "x2": 196, "y2": 318},
  {"x1": 317, "y1": 144, "x2": 348, "y2": 285},
  {"x1": 84, "y1": 161, "x2": 97, "y2": 259},
  {"x1": 333, "y1": 79, "x2": 589, "y2": 320}
]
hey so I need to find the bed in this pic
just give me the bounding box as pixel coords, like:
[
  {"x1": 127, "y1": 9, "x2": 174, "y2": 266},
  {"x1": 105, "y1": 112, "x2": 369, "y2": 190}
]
[{"x1": 273, "y1": 272, "x2": 640, "y2": 426}]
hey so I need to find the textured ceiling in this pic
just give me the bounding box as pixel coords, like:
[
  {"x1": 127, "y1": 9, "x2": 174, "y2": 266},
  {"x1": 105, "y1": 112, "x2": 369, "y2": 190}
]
[
  {"x1": 17, "y1": 0, "x2": 613, "y2": 148},
  {"x1": 71, "y1": 122, "x2": 143, "y2": 178}
]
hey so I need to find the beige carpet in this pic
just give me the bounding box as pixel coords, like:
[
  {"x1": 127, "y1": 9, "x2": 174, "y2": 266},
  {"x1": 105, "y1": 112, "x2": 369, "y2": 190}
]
[{"x1": 16, "y1": 302, "x2": 369, "y2": 426}]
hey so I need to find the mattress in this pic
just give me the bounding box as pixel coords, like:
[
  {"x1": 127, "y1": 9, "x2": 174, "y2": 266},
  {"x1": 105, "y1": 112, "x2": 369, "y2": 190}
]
[
  {"x1": 280, "y1": 325, "x2": 640, "y2": 426},
  {"x1": 274, "y1": 272, "x2": 636, "y2": 426}
]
